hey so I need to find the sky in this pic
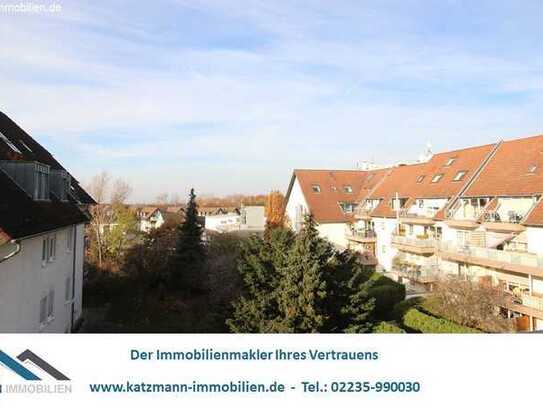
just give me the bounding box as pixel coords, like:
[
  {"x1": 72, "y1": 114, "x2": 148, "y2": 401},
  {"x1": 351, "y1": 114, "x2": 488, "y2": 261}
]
[{"x1": 2, "y1": 0, "x2": 543, "y2": 202}]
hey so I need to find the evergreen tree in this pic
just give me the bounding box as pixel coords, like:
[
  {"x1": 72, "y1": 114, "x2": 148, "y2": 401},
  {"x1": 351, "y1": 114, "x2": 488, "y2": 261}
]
[
  {"x1": 272, "y1": 214, "x2": 332, "y2": 332},
  {"x1": 171, "y1": 188, "x2": 205, "y2": 292},
  {"x1": 227, "y1": 228, "x2": 294, "y2": 332},
  {"x1": 228, "y1": 214, "x2": 375, "y2": 333}
]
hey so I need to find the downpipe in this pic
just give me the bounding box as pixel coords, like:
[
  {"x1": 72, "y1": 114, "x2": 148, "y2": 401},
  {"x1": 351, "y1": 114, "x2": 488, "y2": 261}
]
[{"x1": 0, "y1": 239, "x2": 21, "y2": 264}]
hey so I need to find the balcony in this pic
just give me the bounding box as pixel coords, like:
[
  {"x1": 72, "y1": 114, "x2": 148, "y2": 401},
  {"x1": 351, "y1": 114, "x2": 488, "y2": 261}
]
[
  {"x1": 481, "y1": 211, "x2": 526, "y2": 233},
  {"x1": 345, "y1": 229, "x2": 377, "y2": 243},
  {"x1": 503, "y1": 291, "x2": 543, "y2": 320},
  {"x1": 354, "y1": 207, "x2": 374, "y2": 219},
  {"x1": 438, "y1": 242, "x2": 543, "y2": 278},
  {"x1": 399, "y1": 208, "x2": 438, "y2": 225},
  {"x1": 391, "y1": 235, "x2": 437, "y2": 255},
  {"x1": 393, "y1": 256, "x2": 439, "y2": 283}
]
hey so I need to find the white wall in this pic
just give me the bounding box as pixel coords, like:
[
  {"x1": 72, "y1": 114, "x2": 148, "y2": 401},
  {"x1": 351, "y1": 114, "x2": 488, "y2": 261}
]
[
  {"x1": 0, "y1": 224, "x2": 85, "y2": 333},
  {"x1": 285, "y1": 177, "x2": 309, "y2": 232},
  {"x1": 316, "y1": 223, "x2": 349, "y2": 249},
  {"x1": 526, "y1": 226, "x2": 543, "y2": 255},
  {"x1": 205, "y1": 213, "x2": 241, "y2": 232},
  {"x1": 373, "y1": 217, "x2": 399, "y2": 271},
  {"x1": 140, "y1": 211, "x2": 165, "y2": 233}
]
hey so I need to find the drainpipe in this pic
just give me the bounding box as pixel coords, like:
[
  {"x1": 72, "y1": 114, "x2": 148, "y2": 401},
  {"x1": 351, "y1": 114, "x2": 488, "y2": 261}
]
[
  {"x1": 0, "y1": 239, "x2": 21, "y2": 264},
  {"x1": 71, "y1": 226, "x2": 77, "y2": 332}
]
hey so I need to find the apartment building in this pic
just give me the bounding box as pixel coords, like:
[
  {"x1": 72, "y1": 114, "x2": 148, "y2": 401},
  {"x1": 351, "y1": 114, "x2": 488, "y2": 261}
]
[
  {"x1": 285, "y1": 134, "x2": 543, "y2": 331},
  {"x1": 0, "y1": 112, "x2": 95, "y2": 333},
  {"x1": 284, "y1": 168, "x2": 387, "y2": 253}
]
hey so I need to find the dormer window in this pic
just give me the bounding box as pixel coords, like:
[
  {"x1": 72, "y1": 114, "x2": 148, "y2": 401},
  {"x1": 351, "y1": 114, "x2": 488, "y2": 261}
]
[
  {"x1": 0, "y1": 131, "x2": 22, "y2": 154},
  {"x1": 343, "y1": 185, "x2": 353, "y2": 193},
  {"x1": 0, "y1": 161, "x2": 50, "y2": 200},
  {"x1": 453, "y1": 170, "x2": 467, "y2": 181},
  {"x1": 444, "y1": 157, "x2": 457, "y2": 167},
  {"x1": 416, "y1": 175, "x2": 425, "y2": 183},
  {"x1": 311, "y1": 184, "x2": 321, "y2": 193},
  {"x1": 431, "y1": 174, "x2": 444, "y2": 183}
]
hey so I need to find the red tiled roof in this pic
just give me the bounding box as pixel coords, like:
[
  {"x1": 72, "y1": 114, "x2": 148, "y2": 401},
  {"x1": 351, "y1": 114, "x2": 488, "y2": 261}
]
[
  {"x1": 464, "y1": 135, "x2": 543, "y2": 197},
  {"x1": 410, "y1": 143, "x2": 496, "y2": 198},
  {"x1": 523, "y1": 198, "x2": 543, "y2": 226},
  {"x1": 289, "y1": 169, "x2": 376, "y2": 223}
]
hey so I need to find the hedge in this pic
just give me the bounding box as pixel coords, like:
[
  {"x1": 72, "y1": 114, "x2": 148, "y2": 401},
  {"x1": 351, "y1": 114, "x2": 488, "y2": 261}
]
[
  {"x1": 372, "y1": 321, "x2": 405, "y2": 333},
  {"x1": 391, "y1": 298, "x2": 422, "y2": 321},
  {"x1": 402, "y1": 308, "x2": 480, "y2": 333}
]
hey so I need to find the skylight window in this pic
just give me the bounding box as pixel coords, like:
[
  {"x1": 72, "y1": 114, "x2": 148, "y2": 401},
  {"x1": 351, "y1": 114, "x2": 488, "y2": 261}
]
[
  {"x1": 416, "y1": 175, "x2": 425, "y2": 183},
  {"x1": 19, "y1": 139, "x2": 33, "y2": 152},
  {"x1": 0, "y1": 131, "x2": 22, "y2": 154},
  {"x1": 343, "y1": 185, "x2": 353, "y2": 193},
  {"x1": 311, "y1": 184, "x2": 321, "y2": 193},
  {"x1": 453, "y1": 170, "x2": 467, "y2": 181},
  {"x1": 528, "y1": 164, "x2": 538, "y2": 174},
  {"x1": 444, "y1": 157, "x2": 457, "y2": 167},
  {"x1": 431, "y1": 174, "x2": 444, "y2": 183}
]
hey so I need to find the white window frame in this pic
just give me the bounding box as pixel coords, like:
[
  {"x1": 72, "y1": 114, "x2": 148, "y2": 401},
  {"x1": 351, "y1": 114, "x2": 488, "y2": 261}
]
[
  {"x1": 41, "y1": 237, "x2": 48, "y2": 267},
  {"x1": 444, "y1": 157, "x2": 457, "y2": 167},
  {"x1": 453, "y1": 170, "x2": 467, "y2": 181},
  {"x1": 48, "y1": 235, "x2": 56, "y2": 262},
  {"x1": 431, "y1": 174, "x2": 444, "y2": 183},
  {"x1": 47, "y1": 289, "x2": 55, "y2": 320},
  {"x1": 39, "y1": 295, "x2": 47, "y2": 325}
]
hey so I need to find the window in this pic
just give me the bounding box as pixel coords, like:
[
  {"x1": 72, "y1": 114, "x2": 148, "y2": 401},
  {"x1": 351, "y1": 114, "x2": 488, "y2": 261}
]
[
  {"x1": 0, "y1": 131, "x2": 22, "y2": 154},
  {"x1": 416, "y1": 175, "x2": 425, "y2": 183},
  {"x1": 42, "y1": 238, "x2": 48, "y2": 266},
  {"x1": 47, "y1": 289, "x2": 55, "y2": 319},
  {"x1": 343, "y1": 185, "x2": 353, "y2": 193},
  {"x1": 65, "y1": 277, "x2": 72, "y2": 302},
  {"x1": 431, "y1": 174, "x2": 444, "y2": 183},
  {"x1": 528, "y1": 164, "x2": 538, "y2": 174},
  {"x1": 47, "y1": 235, "x2": 56, "y2": 262},
  {"x1": 444, "y1": 157, "x2": 457, "y2": 167},
  {"x1": 311, "y1": 184, "x2": 321, "y2": 193},
  {"x1": 367, "y1": 174, "x2": 374, "y2": 182},
  {"x1": 34, "y1": 164, "x2": 50, "y2": 200},
  {"x1": 39, "y1": 296, "x2": 47, "y2": 325},
  {"x1": 339, "y1": 202, "x2": 357, "y2": 213},
  {"x1": 418, "y1": 199, "x2": 424, "y2": 208},
  {"x1": 453, "y1": 170, "x2": 467, "y2": 181},
  {"x1": 67, "y1": 227, "x2": 74, "y2": 252}
]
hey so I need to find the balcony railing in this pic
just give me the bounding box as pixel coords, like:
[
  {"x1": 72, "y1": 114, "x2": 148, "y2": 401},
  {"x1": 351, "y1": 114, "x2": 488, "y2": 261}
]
[
  {"x1": 392, "y1": 235, "x2": 437, "y2": 249},
  {"x1": 345, "y1": 229, "x2": 377, "y2": 240},
  {"x1": 518, "y1": 293, "x2": 543, "y2": 312},
  {"x1": 399, "y1": 208, "x2": 439, "y2": 219},
  {"x1": 354, "y1": 207, "x2": 374, "y2": 218},
  {"x1": 438, "y1": 241, "x2": 543, "y2": 269}
]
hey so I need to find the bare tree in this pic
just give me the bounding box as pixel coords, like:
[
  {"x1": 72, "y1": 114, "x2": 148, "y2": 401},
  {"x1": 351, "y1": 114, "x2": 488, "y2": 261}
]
[
  {"x1": 87, "y1": 172, "x2": 111, "y2": 267},
  {"x1": 86, "y1": 173, "x2": 133, "y2": 268},
  {"x1": 111, "y1": 179, "x2": 132, "y2": 205},
  {"x1": 428, "y1": 277, "x2": 514, "y2": 332}
]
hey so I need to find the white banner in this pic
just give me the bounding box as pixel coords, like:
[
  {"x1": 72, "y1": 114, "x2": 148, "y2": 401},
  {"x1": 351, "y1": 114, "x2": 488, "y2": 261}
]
[{"x1": 0, "y1": 334, "x2": 540, "y2": 406}]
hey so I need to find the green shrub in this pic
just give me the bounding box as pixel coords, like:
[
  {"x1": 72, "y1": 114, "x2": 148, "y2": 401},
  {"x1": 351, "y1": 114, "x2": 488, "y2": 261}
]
[
  {"x1": 402, "y1": 308, "x2": 480, "y2": 333},
  {"x1": 391, "y1": 297, "x2": 422, "y2": 321},
  {"x1": 372, "y1": 321, "x2": 405, "y2": 333},
  {"x1": 369, "y1": 284, "x2": 406, "y2": 320}
]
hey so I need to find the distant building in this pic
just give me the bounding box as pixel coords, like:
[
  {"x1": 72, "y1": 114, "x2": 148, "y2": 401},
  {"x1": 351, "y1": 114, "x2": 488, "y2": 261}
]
[
  {"x1": 240, "y1": 205, "x2": 266, "y2": 231},
  {"x1": 0, "y1": 112, "x2": 95, "y2": 333},
  {"x1": 136, "y1": 206, "x2": 165, "y2": 233},
  {"x1": 204, "y1": 212, "x2": 241, "y2": 233}
]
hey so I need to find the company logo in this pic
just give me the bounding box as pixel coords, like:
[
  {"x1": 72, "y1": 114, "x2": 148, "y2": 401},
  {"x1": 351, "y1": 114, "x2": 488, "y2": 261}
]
[{"x1": 0, "y1": 349, "x2": 71, "y2": 394}]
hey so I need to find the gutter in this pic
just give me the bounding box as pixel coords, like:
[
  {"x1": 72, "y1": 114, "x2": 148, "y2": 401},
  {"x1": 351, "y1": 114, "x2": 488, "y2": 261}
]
[{"x1": 0, "y1": 239, "x2": 21, "y2": 264}]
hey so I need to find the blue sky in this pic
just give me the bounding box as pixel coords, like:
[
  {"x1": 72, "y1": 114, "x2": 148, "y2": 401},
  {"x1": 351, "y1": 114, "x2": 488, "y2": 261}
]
[{"x1": 2, "y1": 0, "x2": 543, "y2": 202}]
